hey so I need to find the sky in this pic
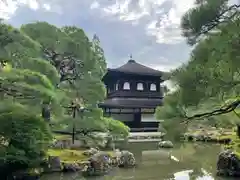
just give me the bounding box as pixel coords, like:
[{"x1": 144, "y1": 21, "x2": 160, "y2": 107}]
[{"x1": 0, "y1": 0, "x2": 196, "y2": 72}]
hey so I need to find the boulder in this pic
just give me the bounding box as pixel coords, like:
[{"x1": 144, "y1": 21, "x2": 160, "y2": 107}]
[
  {"x1": 158, "y1": 141, "x2": 173, "y2": 148},
  {"x1": 118, "y1": 150, "x2": 136, "y2": 168},
  {"x1": 46, "y1": 156, "x2": 62, "y2": 172},
  {"x1": 111, "y1": 149, "x2": 122, "y2": 166},
  {"x1": 78, "y1": 161, "x2": 91, "y2": 171},
  {"x1": 217, "y1": 150, "x2": 240, "y2": 177},
  {"x1": 62, "y1": 162, "x2": 81, "y2": 172},
  {"x1": 82, "y1": 151, "x2": 112, "y2": 176}
]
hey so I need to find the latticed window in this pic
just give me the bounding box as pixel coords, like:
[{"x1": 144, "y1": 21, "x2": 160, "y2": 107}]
[
  {"x1": 123, "y1": 82, "x2": 130, "y2": 90},
  {"x1": 137, "y1": 83, "x2": 144, "y2": 91},
  {"x1": 150, "y1": 83, "x2": 156, "y2": 91}
]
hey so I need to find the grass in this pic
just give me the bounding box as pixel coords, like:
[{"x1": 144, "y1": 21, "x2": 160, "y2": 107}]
[
  {"x1": 221, "y1": 130, "x2": 240, "y2": 158},
  {"x1": 48, "y1": 134, "x2": 115, "y2": 163},
  {"x1": 47, "y1": 149, "x2": 88, "y2": 163},
  {"x1": 47, "y1": 149, "x2": 115, "y2": 163}
]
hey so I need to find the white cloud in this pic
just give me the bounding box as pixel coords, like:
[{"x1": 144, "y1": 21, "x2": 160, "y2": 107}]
[
  {"x1": 1, "y1": 0, "x2": 195, "y2": 44},
  {"x1": 43, "y1": 3, "x2": 51, "y2": 11},
  {"x1": 0, "y1": 0, "x2": 40, "y2": 19},
  {"x1": 0, "y1": 0, "x2": 18, "y2": 19},
  {"x1": 1, "y1": 0, "x2": 193, "y2": 71},
  {"x1": 145, "y1": 0, "x2": 195, "y2": 44},
  {"x1": 90, "y1": 1, "x2": 100, "y2": 9},
  {"x1": 94, "y1": 0, "x2": 195, "y2": 44}
]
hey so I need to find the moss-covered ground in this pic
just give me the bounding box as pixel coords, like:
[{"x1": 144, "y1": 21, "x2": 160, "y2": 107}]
[{"x1": 47, "y1": 134, "x2": 114, "y2": 163}]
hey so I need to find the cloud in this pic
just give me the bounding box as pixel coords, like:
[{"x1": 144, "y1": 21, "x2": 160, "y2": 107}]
[
  {"x1": 1, "y1": 0, "x2": 194, "y2": 71},
  {"x1": 97, "y1": 0, "x2": 195, "y2": 44}
]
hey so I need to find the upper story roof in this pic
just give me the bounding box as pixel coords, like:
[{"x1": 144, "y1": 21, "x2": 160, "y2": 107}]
[{"x1": 108, "y1": 58, "x2": 163, "y2": 77}]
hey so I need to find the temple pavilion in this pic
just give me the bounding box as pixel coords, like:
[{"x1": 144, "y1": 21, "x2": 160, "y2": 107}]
[{"x1": 99, "y1": 56, "x2": 164, "y2": 132}]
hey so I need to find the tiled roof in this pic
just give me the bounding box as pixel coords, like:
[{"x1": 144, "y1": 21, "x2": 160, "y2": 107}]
[{"x1": 108, "y1": 60, "x2": 163, "y2": 76}]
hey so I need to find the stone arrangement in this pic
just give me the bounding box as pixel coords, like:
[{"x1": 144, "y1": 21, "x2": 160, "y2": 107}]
[
  {"x1": 158, "y1": 140, "x2": 174, "y2": 148},
  {"x1": 183, "y1": 128, "x2": 232, "y2": 144},
  {"x1": 44, "y1": 135, "x2": 137, "y2": 178},
  {"x1": 216, "y1": 150, "x2": 240, "y2": 177}
]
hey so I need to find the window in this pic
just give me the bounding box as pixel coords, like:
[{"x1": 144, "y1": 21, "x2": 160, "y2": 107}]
[
  {"x1": 123, "y1": 82, "x2": 130, "y2": 90},
  {"x1": 150, "y1": 83, "x2": 156, "y2": 91},
  {"x1": 137, "y1": 83, "x2": 144, "y2": 91}
]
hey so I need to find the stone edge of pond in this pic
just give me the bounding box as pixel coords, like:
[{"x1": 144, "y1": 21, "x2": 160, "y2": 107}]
[{"x1": 12, "y1": 148, "x2": 137, "y2": 179}]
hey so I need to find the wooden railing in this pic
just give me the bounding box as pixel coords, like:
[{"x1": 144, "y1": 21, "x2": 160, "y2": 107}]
[{"x1": 107, "y1": 90, "x2": 163, "y2": 99}]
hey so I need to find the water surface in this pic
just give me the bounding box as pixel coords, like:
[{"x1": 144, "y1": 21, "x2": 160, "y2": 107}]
[{"x1": 41, "y1": 142, "x2": 237, "y2": 180}]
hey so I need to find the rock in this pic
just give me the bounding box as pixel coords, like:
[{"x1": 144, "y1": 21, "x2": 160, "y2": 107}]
[
  {"x1": 82, "y1": 151, "x2": 112, "y2": 176},
  {"x1": 111, "y1": 149, "x2": 122, "y2": 166},
  {"x1": 78, "y1": 161, "x2": 91, "y2": 171},
  {"x1": 158, "y1": 141, "x2": 173, "y2": 148},
  {"x1": 83, "y1": 148, "x2": 99, "y2": 156},
  {"x1": 47, "y1": 156, "x2": 62, "y2": 172},
  {"x1": 217, "y1": 150, "x2": 240, "y2": 177},
  {"x1": 62, "y1": 162, "x2": 81, "y2": 172},
  {"x1": 195, "y1": 134, "x2": 205, "y2": 141},
  {"x1": 118, "y1": 150, "x2": 136, "y2": 168}
]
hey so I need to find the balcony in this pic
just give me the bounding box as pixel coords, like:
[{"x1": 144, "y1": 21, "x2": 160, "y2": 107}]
[{"x1": 107, "y1": 90, "x2": 163, "y2": 99}]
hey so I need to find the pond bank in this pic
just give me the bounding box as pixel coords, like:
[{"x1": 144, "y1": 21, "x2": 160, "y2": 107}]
[
  {"x1": 183, "y1": 127, "x2": 240, "y2": 178},
  {"x1": 183, "y1": 127, "x2": 234, "y2": 144},
  {"x1": 41, "y1": 142, "x2": 224, "y2": 180}
]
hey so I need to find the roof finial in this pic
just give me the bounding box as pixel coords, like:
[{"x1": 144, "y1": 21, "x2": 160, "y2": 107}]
[
  {"x1": 128, "y1": 54, "x2": 135, "y2": 63},
  {"x1": 129, "y1": 54, "x2": 132, "y2": 60}
]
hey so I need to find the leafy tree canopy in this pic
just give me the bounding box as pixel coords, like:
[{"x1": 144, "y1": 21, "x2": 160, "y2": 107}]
[
  {"x1": 0, "y1": 20, "x2": 129, "y2": 175},
  {"x1": 156, "y1": 0, "x2": 240, "y2": 129}
]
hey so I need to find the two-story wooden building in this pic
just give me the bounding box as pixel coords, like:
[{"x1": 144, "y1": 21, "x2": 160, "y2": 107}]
[{"x1": 99, "y1": 57, "x2": 164, "y2": 132}]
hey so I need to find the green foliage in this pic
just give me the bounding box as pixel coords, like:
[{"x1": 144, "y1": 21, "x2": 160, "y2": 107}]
[
  {"x1": 156, "y1": 0, "x2": 240, "y2": 133},
  {"x1": 91, "y1": 34, "x2": 107, "y2": 78},
  {"x1": 156, "y1": 91, "x2": 187, "y2": 140},
  {"x1": 176, "y1": 4, "x2": 240, "y2": 106},
  {"x1": 0, "y1": 102, "x2": 52, "y2": 174},
  {"x1": 0, "y1": 20, "x2": 128, "y2": 174},
  {"x1": 19, "y1": 57, "x2": 60, "y2": 85},
  {"x1": 181, "y1": 0, "x2": 233, "y2": 45},
  {"x1": 104, "y1": 117, "x2": 130, "y2": 137},
  {"x1": 156, "y1": 91, "x2": 186, "y2": 120}
]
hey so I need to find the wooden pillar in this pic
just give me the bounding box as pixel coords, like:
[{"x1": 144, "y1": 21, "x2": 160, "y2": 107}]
[
  {"x1": 133, "y1": 112, "x2": 141, "y2": 129},
  {"x1": 237, "y1": 124, "x2": 240, "y2": 138}
]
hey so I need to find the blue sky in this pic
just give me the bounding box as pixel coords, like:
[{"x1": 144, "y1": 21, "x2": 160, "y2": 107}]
[{"x1": 0, "y1": 0, "x2": 196, "y2": 72}]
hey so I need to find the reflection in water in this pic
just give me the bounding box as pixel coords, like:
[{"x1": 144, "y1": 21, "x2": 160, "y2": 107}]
[
  {"x1": 174, "y1": 170, "x2": 193, "y2": 180},
  {"x1": 41, "y1": 142, "x2": 237, "y2": 180}
]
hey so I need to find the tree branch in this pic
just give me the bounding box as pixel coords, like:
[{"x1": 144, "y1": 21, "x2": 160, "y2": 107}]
[
  {"x1": 188, "y1": 4, "x2": 240, "y2": 44},
  {"x1": 182, "y1": 99, "x2": 240, "y2": 124},
  {"x1": 200, "y1": 4, "x2": 240, "y2": 34}
]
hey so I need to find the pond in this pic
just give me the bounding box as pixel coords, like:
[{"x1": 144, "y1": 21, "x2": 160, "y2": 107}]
[{"x1": 41, "y1": 142, "x2": 237, "y2": 180}]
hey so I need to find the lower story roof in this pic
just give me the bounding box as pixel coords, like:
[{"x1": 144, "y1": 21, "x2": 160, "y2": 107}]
[{"x1": 98, "y1": 98, "x2": 163, "y2": 108}]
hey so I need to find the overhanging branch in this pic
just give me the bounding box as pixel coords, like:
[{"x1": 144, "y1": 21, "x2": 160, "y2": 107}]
[
  {"x1": 182, "y1": 99, "x2": 240, "y2": 124},
  {"x1": 188, "y1": 4, "x2": 240, "y2": 44}
]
